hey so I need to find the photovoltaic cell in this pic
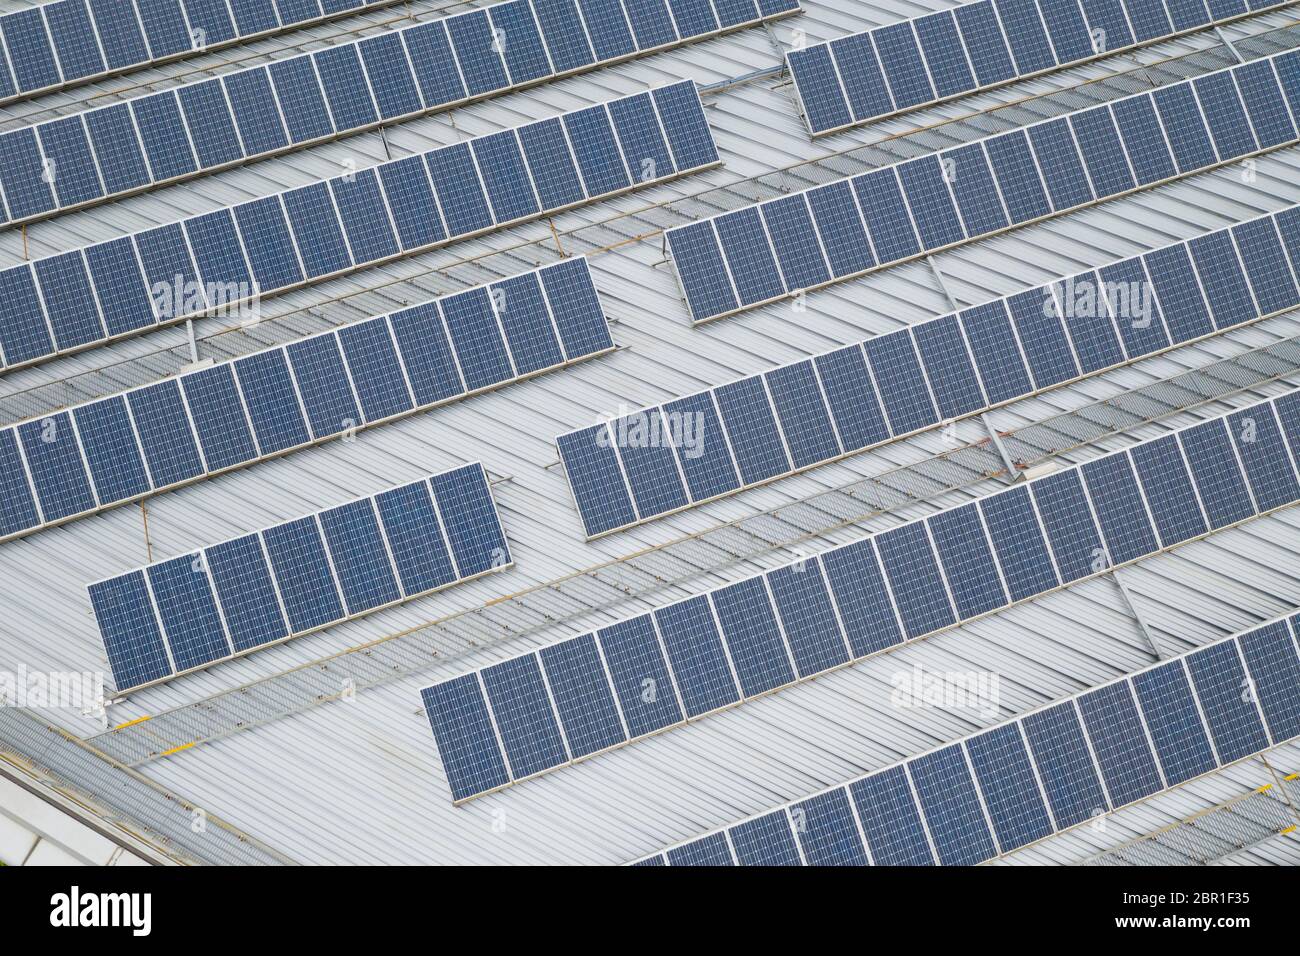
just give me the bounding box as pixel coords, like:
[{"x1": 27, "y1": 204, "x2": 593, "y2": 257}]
[
  {"x1": 787, "y1": 0, "x2": 1284, "y2": 135},
  {"x1": 90, "y1": 464, "x2": 510, "y2": 692},
  {"x1": 436, "y1": 395, "x2": 1300, "y2": 803},
  {"x1": 0, "y1": 83, "x2": 715, "y2": 371},
  {"x1": 668, "y1": 53, "x2": 1298, "y2": 325},
  {"x1": 1, "y1": 261, "x2": 610, "y2": 544},
  {"x1": 642, "y1": 609, "x2": 1295, "y2": 864}
]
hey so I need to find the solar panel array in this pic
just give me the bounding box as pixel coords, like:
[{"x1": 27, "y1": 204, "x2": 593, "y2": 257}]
[
  {"x1": 0, "y1": 0, "x2": 406, "y2": 103},
  {"x1": 90, "y1": 463, "x2": 509, "y2": 691},
  {"x1": 425, "y1": 390, "x2": 1300, "y2": 801},
  {"x1": 0, "y1": 258, "x2": 610, "y2": 544},
  {"x1": 561, "y1": 204, "x2": 1300, "y2": 536},
  {"x1": 669, "y1": 50, "x2": 1300, "y2": 324},
  {"x1": 638, "y1": 613, "x2": 1300, "y2": 865},
  {"x1": 788, "y1": 0, "x2": 1287, "y2": 136},
  {"x1": 0, "y1": 0, "x2": 799, "y2": 226},
  {"x1": 0, "y1": 81, "x2": 713, "y2": 372}
]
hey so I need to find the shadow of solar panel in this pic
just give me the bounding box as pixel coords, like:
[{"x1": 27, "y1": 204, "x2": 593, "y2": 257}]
[
  {"x1": 786, "y1": 0, "x2": 1287, "y2": 135},
  {"x1": 637, "y1": 613, "x2": 1300, "y2": 865},
  {"x1": 89, "y1": 463, "x2": 510, "y2": 692},
  {"x1": 431, "y1": 392, "x2": 1300, "y2": 802},
  {"x1": 0, "y1": 259, "x2": 613, "y2": 544}
]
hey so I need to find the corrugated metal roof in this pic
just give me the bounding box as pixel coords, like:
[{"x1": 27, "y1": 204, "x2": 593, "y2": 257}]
[{"x1": 1, "y1": 0, "x2": 1299, "y2": 864}]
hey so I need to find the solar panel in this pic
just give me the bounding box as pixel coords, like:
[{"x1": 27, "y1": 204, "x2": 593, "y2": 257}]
[
  {"x1": 0, "y1": 0, "x2": 799, "y2": 227},
  {"x1": 669, "y1": 51, "x2": 1300, "y2": 325},
  {"x1": 0, "y1": 0, "x2": 412, "y2": 104},
  {"x1": 787, "y1": 0, "x2": 1287, "y2": 136},
  {"x1": 423, "y1": 390, "x2": 1300, "y2": 801},
  {"x1": 0, "y1": 83, "x2": 711, "y2": 372},
  {"x1": 0, "y1": 258, "x2": 612, "y2": 544},
  {"x1": 562, "y1": 203, "x2": 1300, "y2": 537},
  {"x1": 642, "y1": 611, "x2": 1300, "y2": 865},
  {"x1": 89, "y1": 462, "x2": 509, "y2": 692}
]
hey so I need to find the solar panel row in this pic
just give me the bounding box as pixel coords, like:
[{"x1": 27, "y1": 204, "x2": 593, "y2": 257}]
[
  {"x1": 0, "y1": 80, "x2": 714, "y2": 373},
  {"x1": 640, "y1": 613, "x2": 1300, "y2": 865},
  {"x1": 0, "y1": 258, "x2": 610, "y2": 544},
  {"x1": 0, "y1": 0, "x2": 403, "y2": 103},
  {"x1": 89, "y1": 463, "x2": 509, "y2": 691},
  {"x1": 0, "y1": 0, "x2": 798, "y2": 226},
  {"x1": 424, "y1": 390, "x2": 1300, "y2": 801},
  {"x1": 560, "y1": 204, "x2": 1300, "y2": 536},
  {"x1": 788, "y1": 0, "x2": 1286, "y2": 135},
  {"x1": 669, "y1": 50, "x2": 1300, "y2": 323}
]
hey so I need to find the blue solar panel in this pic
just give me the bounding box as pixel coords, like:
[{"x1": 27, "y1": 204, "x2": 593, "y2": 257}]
[
  {"x1": 73, "y1": 397, "x2": 150, "y2": 505},
  {"x1": 182, "y1": 365, "x2": 259, "y2": 471},
  {"x1": 18, "y1": 413, "x2": 96, "y2": 521},
  {"x1": 318, "y1": 499, "x2": 402, "y2": 614},
  {"x1": 1179, "y1": 420, "x2": 1257, "y2": 529},
  {"x1": 875, "y1": 524, "x2": 956, "y2": 638},
  {"x1": 1185, "y1": 640, "x2": 1270, "y2": 762},
  {"x1": 482, "y1": 654, "x2": 570, "y2": 779},
  {"x1": 791, "y1": 789, "x2": 870, "y2": 866},
  {"x1": 752, "y1": 0, "x2": 1272, "y2": 139},
  {"x1": 1021, "y1": 702, "x2": 1110, "y2": 827},
  {"x1": 666, "y1": 833, "x2": 733, "y2": 866},
  {"x1": 1130, "y1": 436, "x2": 1208, "y2": 547},
  {"x1": 909, "y1": 745, "x2": 999, "y2": 865},
  {"x1": 928, "y1": 503, "x2": 1008, "y2": 617},
  {"x1": 93, "y1": 466, "x2": 511, "y2": 691},
  {"x1": 849, "y1": 767, "x2": 935, "y2": 865},
  {"x1": 422, "y1": 675, "x2": 511, "y2": 803},
  {"x1": 914, "y1": 315, "x2": 987, "y2": 418},
  {"x1": 1131, "y1": 662, "x2": 1217, "y2": 785},
  {"x1": 1227, "y1": 405, "x2": 1300, "y2": 512},
  {"x1": 596, "y1": 616, "x2": 685, "y2": 738},
  {"x1": 654, "y1": 596, "x2": 740, "y2": 716},
  {"x1": 965, "y1": 724, "x2": 1054, "y2": 852},
  {"x1": 945, "y1": 142, "x2": 1010, "y2": 238},
  {"x1": 1007, "y1": 288, "x2": 1080, "y2": 389},
  {"x1": 147, "y1": 554, "x2": 230, "y2": 672},
  {"x1": 767, "y1": 560, "x2": 850, "y2": 677},
  {"x1": 87, "y1": 571, "x2": 173, "y2": 691},
  {"x1": 1236, "y1": 622, "x2": 1300, "y2": 743},
  {"x1": 1080, "y1": 454, "x2": 1159, "y2": 565},
  {"x1": 0, "y1": 84, "x2": 712, "y2": 371},
  {"x1": 539, "y1": 634, "x2": 627, "y2": 759},
  {"x1": 614, "y1": 412, "x2": 690, "y2": 519},
  {"x1": 764, "y1": 361, "x2": 841, "y2": 469},
  {"x1": 205, "y1": 534, "x2": 289, "y2": 652},
  {"x1": 713, "y1": 376, "x2": 791, "y2": 485},
  {"x1": 863, "y1": 332, "x2": 939, "y2": 435},
  {"x1": 978, "y1": 486, "x2": 1059, "y2": 601},
  {"x1": 960, "y1": 301, "x2": 1035, "y2": 403},
  {"x1": 660, "y1": 392, "x2": 742, "y2": 502},
  {"x1": 711, "y1": 577, "x2": 796, "y2": 696},
  {"x1": 820, "y1": 538, "x2": 905, "y2": 656},
  {"x1": 812, "y1": 345, "x2": 891, "y2": 450},
  {"x1": 1030, "y1": 471, "x2": 1105, "y2": 581},
  {"x1": 1076, "y1": 682, "x2": 1164, "y2": 807},
  {"x1": 729, "y1": 811, "x2": 802, "y2": 866}
]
